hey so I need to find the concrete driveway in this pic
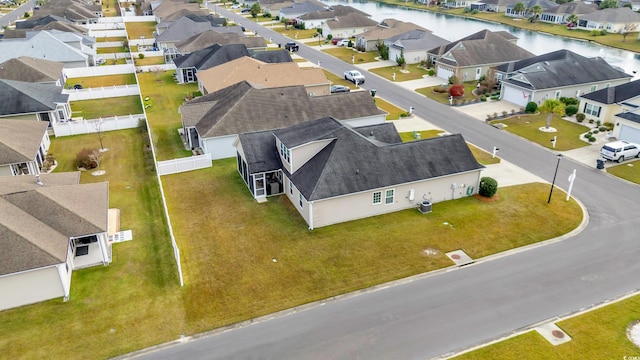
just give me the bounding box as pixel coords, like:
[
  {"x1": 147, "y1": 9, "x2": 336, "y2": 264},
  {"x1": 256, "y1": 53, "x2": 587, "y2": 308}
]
[{"x1": 452, "y1": 100, "x2": 522, "y2": 122}]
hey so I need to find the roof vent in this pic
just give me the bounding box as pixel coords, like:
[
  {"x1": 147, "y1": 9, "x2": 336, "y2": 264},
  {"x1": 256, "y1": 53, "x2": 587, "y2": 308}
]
[{"x1": 544, "y1": 61, "x2": 550, "y2": 65}]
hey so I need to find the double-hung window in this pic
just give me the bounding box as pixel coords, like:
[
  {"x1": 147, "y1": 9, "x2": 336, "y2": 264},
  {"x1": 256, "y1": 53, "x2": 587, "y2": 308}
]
[{"x1": 385, "y1": 189, "x2": 395, "y2": 205}]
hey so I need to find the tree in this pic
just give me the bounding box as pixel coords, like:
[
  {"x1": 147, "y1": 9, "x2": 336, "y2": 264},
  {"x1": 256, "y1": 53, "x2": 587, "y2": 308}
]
[
  {"x1": 449, "y1": 84, "x2": 464, "y2": 97},
  {"x1": 93, "y1": 120, "x2": 106, "y2": 152},
  {"x1": 529, "y1": 5, "x2": 542, "y2": 21},
  {"x1": 600, "y1": 0, "x2": 618, "y2": 8},
  {"x1": 620, "y1": 23, "x2": 638, "y2": 42},
  {"x1": 250, "y1": 3, "x2": 261, "y2": 18},
  {"x1": 539, "y1": 99, "x2": 566, "y2": 129},
  {"x1": 513, "y1": 2, "x2": 526, "y2": 16},
  {"x1": 566, "y1": 14, "x2": 579, "y2": 27},
  {"x1": 395, "y1": 49, "x2": 406, "y2": 69},
  {"x1": 376, "y1": 40, "x2": 389, "y2": 60}
]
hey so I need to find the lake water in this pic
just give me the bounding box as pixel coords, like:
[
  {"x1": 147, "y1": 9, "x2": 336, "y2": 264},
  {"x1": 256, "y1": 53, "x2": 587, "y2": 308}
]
[{"x1": 323, "y1": 0, "x2": 640, "y2": 78}]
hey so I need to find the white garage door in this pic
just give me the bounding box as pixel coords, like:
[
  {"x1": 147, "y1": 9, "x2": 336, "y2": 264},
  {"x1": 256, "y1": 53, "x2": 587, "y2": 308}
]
[
  {"x1": 502, "y1": 85, "x2": 530, "y2": 107},
  {"x1": 437, "y1": 66, "x2": 454, "y2": 81},
  {"x1": 619, "y1": 125, "x2": 640, "y2": 143}
]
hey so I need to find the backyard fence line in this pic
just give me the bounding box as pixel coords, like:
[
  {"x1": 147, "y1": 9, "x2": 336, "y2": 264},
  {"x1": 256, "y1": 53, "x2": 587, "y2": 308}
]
[
  {"x1": 89, "y1": 29, "x2": 128, "y2": 38},
  {"x1": 156, "y1": 153, "x2": 212, "y2": 176},
  {"x1": 85, "y1": 23, "x2": 126, "y2": 30},
  {"x1": 129, "y1": 38, "x2": 156, "y2": 46},
  {"x1": 123, "y1": 15, "x2": 156, "y2": 22},
  {"x1": 63, "y1": 64, "x2": 135, "y2": 79},
  {"x1": 137, "y1": 64, "x2": 177, "y2": 72},
  {"x1": 64, "y1": 84, "x2": 141, "y2": 101},
  {"x1": 95, "y1": 41, "x2": 126, "y2": 48},
  {"x1": 52, "y1": 114, "x2": 144, "y2": 136},
  {"x1": 132, "y1": 50, "x2": 164, "y2": 57}
]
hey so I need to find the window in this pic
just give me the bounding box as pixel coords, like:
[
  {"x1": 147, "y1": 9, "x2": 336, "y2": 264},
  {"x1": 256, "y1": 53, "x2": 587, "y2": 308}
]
[
  {"x1": 299, "y1": 193, "x2": 303, "y2": 207},
  {"x1": 584, "y1": 103, "x2": 600, "y2": 117},
  {"x1": 372, "y1": 191, "x2": 382, "y2": 204},
  {"x1": 280, "y1": 142, "x2": 290, "y2": 163},
  {"x1": 590, "y1": 85, "x2": 597, "y2": 93},
  {"x1": 385, "y1": 189, "x2": 395, "y2": 205},
  {"x1": 289, "y1": 180, "x2": 293, "y2": 194},
  {"x1": 554, "y1": 90, "x2": 561, "y2": 99}
]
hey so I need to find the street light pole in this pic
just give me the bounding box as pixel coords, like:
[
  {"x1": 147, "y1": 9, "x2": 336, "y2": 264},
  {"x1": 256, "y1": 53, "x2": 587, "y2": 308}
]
[{"x1": 548, "y1": 153, "x2": 563, "y2": 203}]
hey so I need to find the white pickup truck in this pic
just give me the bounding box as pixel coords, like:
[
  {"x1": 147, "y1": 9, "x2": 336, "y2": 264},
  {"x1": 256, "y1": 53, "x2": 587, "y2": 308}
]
[{"x1": 344, "y1": 70, "x2": 365, "y2": 84}]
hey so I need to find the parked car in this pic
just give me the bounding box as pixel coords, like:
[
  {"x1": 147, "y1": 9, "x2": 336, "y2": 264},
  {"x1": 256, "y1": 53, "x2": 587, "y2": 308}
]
[
  {"x1": 241, "y1": 8, "x2": 251, "y2": 13},
  {"x1": 284, "y1": 42, "x2": 299, "y2": 52},
  {"x1": 336, "y1": 39, "x2": 351, "y2": 47},
  {"x1": 600, "y1": 140, "x2": 640, "y2": 163},
  {"x1": 330, "y1": 85, "x2": 351, "y2": 93},
  {"x1": 344, "y1": 70, "x2": 365, "y2": 84},
  {"x1": 231, "y1": 4, "x2": 241, "y2": 9},
  {"x1": 331, "y1": 38, "x2": 344, "y2": 45}
]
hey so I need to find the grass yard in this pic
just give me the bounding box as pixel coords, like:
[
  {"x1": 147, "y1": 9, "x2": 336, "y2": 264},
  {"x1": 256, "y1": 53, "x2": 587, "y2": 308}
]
[
  {"x1": 417, "y1": 82, "x2": 488, "y2": 105},
  {"x1": 375, "y1": 97, "x2": 407, "y2": 120},
  {"x1": 137, "y1": 71, "x2": 196, "y2": 161},
  {"x1": 101, "y1": 0, "x2": 118, "y2": 17},
  {"x1": 399, "y1": 130, "x2": 444, "y2": 142},
  {"x1": 162, "y1": 159, "x2": 581, "y2": 334},
  {"x1": 70, "y1": 96, "x2": 143, "y2": 120},
  {"x1": 322, "y1": 47, "x2": 379, "y2": 64},
  {"x1": 369, "y1": 64, "x2": 431, "y2": 82},
  {"x1": 97, "y1": 46, "x2": 128, "y2": 54},
  {"x1": 0, "y1": 129, "x2": 184, "y2": 360},
  {"x1": 126, "y1": 22, "x2": 157, "y2": 40},
  {"x1": 134, "y1": 56, "x2": 166, "y2": 66},
  {"x1": 95, "y1": 36, "x2": 127, "y2": 43},
  {"x1": 65, "y1": 74, "x2": 138, "y2": 88},
  {"x1": 272, "y1": 28, "x2": 319, "y2": 39},
  {"x1": 606, "y1": 159, "x2": 640, "y2": 184},
  {"x1": 104, "y1": 58, "x2": 128, "y2": 65},
  {"x1": 490, "y1": 115, "x2": 591, "y2": 151},
  {"x1": 454, "y1": 293, "x2": 640, "y2": 360},
  {"x1": 323, "y1": 69, "x2": 357, "y2": 89}
]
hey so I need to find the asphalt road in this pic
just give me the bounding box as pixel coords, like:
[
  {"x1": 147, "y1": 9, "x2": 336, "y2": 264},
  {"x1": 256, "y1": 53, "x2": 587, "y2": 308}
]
[
  {"x1": 128, "y1": 8, "x2": 640, "y2": 359},
  {"x1": 0, "y1": 0, "x2": 34, "y2": 30}
]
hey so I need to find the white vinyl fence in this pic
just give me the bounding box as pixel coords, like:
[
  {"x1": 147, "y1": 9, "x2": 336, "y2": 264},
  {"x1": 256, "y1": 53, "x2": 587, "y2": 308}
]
[
  {"x1": 157, "y1": 154, "x2": 212, "y2": 175},
  {"x1": 137, "y1": 64, "x2": 177, "y2": 72},
  {"x1": 89, "y1": 29, "x2": 128, "y2": 38},
  {"x1": 53, "y1": 115, "x2": 144, "y2": 136},
  {"x1": 64, "y1": 84, "x2": 140, "y2": 101},
  {"x1": 63, "y1": 64, "x2": 135, "y2": 80}
]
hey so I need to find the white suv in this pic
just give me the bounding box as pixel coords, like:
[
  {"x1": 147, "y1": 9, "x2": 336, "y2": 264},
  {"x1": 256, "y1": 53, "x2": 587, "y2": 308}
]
[{"x1": 600, "y1": 140, "x2": 640, "y2": 163}]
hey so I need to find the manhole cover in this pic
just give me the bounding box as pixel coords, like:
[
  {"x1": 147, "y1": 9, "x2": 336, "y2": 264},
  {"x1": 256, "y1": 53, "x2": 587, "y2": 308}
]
[
  {"x1": 551, "y1": 330, "x2": 565, "y2": 339},
  {"x1": 451, "y1": 254, "x2": 461, "y2": 260}
]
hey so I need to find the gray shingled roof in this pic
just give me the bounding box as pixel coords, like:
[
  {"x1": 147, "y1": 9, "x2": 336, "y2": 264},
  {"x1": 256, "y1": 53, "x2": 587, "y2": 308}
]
[
  {"x1": 429, "y1": 29, "x2": 517, "y2": 56},
  {"x1": 543, "y1": 1, "x2": 598, "y2": 15},
  {"x1": 155, "y1": 16, "x2": 214, "y2": 43},
  {"x1": 501, "y1": 50, "x2": 631, "y2": 90},
  {"x1": 325, "y1": 13, "x2": 378, "y2": 30},
  {"x1": 280, "y1": 1, "x2": 326, "y2": 16},
  {"x1": 0, "y1": 119, "x2": 49, "y2": 165},
  {"x1": 616, "y1": 111, "x2": 640, "y2": 124},
  {"x1": 15, "y1": 14, "x2": 72, "y2": 29},
  {"x1": 387, "y1": 29, "x2": 450, "y2": 52},
  {"x1": 0, "y1": 179, "x2": 108, "y2": 275},
  {"x1": 0, "y1": 57, "x2": 64, "y2": 83},
  {"x1": 241, "y1": 117, "x2": 482, "y2": 201},
  {"x1": 33, "y1": 0, "x2": 98, "y2": 22},
  {"x1": 173, "y1": 43, "x2": 250, "y2": 70},
  {"x1": 181, "y1": 81, "x2": 386, "y2": 138},
  {"x1": 250, "y1": 49, "x2": 293, "y2": 63},
  {"x1": 432, "y1": 30, "x2": 532, "y2": 67},
  {"x1": 175, "y1": 30, "x2": 267, "y2": 53},
  {"x1": 298, "y1": 4, "x2": 369, "y2": 20},
  {"x1": 579, "y1": 7, "x2": 640, "y2": 22},
  {"x1": 581, "y1": 79, "x2": 640, "y2": 104},
  {"x1": 0, "y1": 79, "x2": 68, "y2": 116}
]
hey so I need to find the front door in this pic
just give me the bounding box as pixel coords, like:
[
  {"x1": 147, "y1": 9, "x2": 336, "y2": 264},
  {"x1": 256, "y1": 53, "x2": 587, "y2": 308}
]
[{"x1": 254, "y1": 174, "x2": 266, "y2": 198}]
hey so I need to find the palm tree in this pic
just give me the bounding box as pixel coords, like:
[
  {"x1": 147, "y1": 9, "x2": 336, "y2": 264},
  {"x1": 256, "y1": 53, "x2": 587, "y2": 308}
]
[
  {"x1": 539, "y1": 99, "x2": 566, "y2": 129},
  {"x1": 529, "y1": 5, "x2": 543, "y2": 21},
  {"x1": 566, "y1": 14, "x2": 579, "y2": 27},
  {"x1": 513, "y1": 2, "x2": 526, "y2": 17}
]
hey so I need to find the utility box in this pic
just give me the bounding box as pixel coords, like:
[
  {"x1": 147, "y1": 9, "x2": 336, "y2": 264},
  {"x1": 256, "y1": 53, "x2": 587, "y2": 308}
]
[{"x1": 419, "y1": 200, "x2": 432, "y2": 214}]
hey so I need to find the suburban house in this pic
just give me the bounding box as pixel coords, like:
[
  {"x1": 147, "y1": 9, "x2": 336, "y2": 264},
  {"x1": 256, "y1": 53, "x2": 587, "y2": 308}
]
[
  {"x1": 538, "y1": 1, "x2": 598, "y2": 24},
  {"x1": 175, "y1": 30, "x2": 267, "y2": 55},
  {"x1": 494, "y1": 49, "x2": 632, "y2": 107},
  {"x1": 354, "y1": 19, "x2": 429, "y2": 52},
  {"x1": 0, "y1": 30, "x2": 94, "y2": 68},
  {"x1": 278, "y1": 1, "x2": 326, "y2": 20},
  {"x1": 6, "y1": 14, "x2": 88, "y2": 37},
  {"x1": 180, "y1": 81, "x2": 387, "y2": 159},
  {"x1": 195, "y1": 57, "x2": 330, "y2": 95},
  {"x1": 576, "y1": 7, "x2": 640, "y2": 33},
  {"x1": 257, "y1": 0, "x2": 308, "y2": 16},
  {"x1": 31, "y1": 0, "x2": 102, "y2": 24},
  {"x1": 476, "y1": 0, "x2": 519, "y2": 13},
  {"x1": 321, "y1": 12, "x2": 378, "y2": 38},
  {"x1": 0, "y1": 172, "x2": 111, "y2": 311},
  {"x1": 0, "y1": 119, "x2": 50, "y2": 177},
  {"x1": 152, "y1": 0, "x2": 206, "y2": 22},
  {"x1": 0, "y1": 57, "x2": 64, "y2": 86},
  {"x1": 155, "y1": 13, "x2": 225, "y2": 34},
  {"x1": 579, "y1": 80, "x2": 640, "y2": 143},
  {"x1": 505, "y1": 0, "x2": 557, "y2": 17},
  {"x1": 296, "y1": 4, "x2": 370, "y2": 29},
  {"x1": 385, "y1": 30, "x2": 450, "y2": 65},
  {"x1": 445, "y1": 0, "x2": 475, "y2": 8},
  {"x1": 428, "y1": 30, "x2": 533, "y2": 82},
  {"x1": 234, "y1": 117, "x2": 484, "y2": 229},
  {"x1": 0, "y1": 79, "x2": 71, "y2": 128}
]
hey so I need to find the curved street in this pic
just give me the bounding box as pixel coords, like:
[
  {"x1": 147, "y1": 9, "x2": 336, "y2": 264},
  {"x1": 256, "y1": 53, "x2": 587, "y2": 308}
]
[{"x1": 129, "y1": 8, "x2": 640, "y2": 359}]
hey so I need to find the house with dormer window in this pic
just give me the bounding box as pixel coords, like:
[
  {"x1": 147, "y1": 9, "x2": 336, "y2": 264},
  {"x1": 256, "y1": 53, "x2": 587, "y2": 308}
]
[
  {"x1": 0, "y1": 79, "x2": 71, "y2": 130},
  {"x1": 234, "y1": 117, "x2": 484, "y2": 229},
  {"x1": 0, "y1": 119, "x2": 50, "y2": 177}
]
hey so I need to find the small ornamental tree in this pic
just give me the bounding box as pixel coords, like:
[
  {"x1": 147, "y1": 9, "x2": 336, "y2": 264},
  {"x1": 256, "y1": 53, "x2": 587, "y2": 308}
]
[
  {"x1": 525, "y1": 101, "x2": 538, "y2": 113},
  {"x1": 565, "y1": 104, "x2": 578, "y2": 116},
  {"x1": 250, "y1": 3, "x2": 261, "y2": 18},
  {"x1": 449, "y1": 84, "x2": 464, "y2": 97},
  {"x1": 479, "y1": 177, "x2": 498, "y2": 197},
  {"x1": 396, "y1": 49, "x2": 406, "y2": 69},
  {"x1": 376, "y1": 40, "x2": 389, "y2": 60}
]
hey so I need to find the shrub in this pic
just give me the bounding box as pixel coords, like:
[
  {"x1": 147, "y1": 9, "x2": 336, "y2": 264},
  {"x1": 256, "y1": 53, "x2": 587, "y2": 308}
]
[
  {"x1": 76, "y1": 148, "x2": 100, "y2": 170},
  {"x1": 493, "y1": 112, "x2": 498, "y2": 118},
  {"x1": 591, "y1": 30, "x2": 600, "y2": 36},
  {"x1": 470, "y1": 8, "x2": 478, "y2": 14},
  {"x1": 481, "y1": 95, "x2": 487, "y2": 101},
  {"x1": 589, "y1": 119, "x2": 595, "y2": 124},
  {"x1": 511, "y1": 109, "x2": 516, "y2": 115},
  {"x1": 565, "y1": 105, "x2": 578, "y2": 116},
  {"x1": 525, "y1": 101, "x2": 537, "y2": 113},
  {"x1": 593, "y1": 129, "x2": 599, "y2": 134},
  {"x1": 559, "y1": 97, "x2": 579, "y2": 106},
  {"x1": 600, "y1": 29, "x2": 607, "y2": 35},
  {"x1": 576, "y1": 113, "x2": 586, "y2": 122},
  {"x1": 433, "y1": 87, "x2": 447, "y2": 93},
  {"x1": 502, "y1": 110, "x2": 508, "y2": 117},
  {"x1": 599, "y1": 126, "x2": 607, "y2": 132},
  {"x1": 491, "y1": 95, "x2": 499, "y2": 100},
  {"x1": 274, "y1": 15, "x2": 279, "y2": 20},
  {"x1": 596, "y1": 120, "x2": 602, "y2": 127},
  {"x1": 263, "y1": 12, "x2": 271, "y2": 17},
  {"x1": 479, "y1": 176, "x2": 498, "y2": 197},
  {"x1": 327, "y1": 34, "x2": 332, "y2": 41},
  {"x1": 449, "y1": 84, "x2": 464, "y2": 97},
  {"x1": 448, "y1": 75, "x2": 458, "y2": 85},
  {"x1": 589, "y1": 136, "x2": 596, "y2": 142},
  {"x1": 603, "y1": 122, "x2": 615, "y2": 131},
  {"x1": 138, "y1": 53, "x2": 145, "y2": 59},
  {"x1": 584, "y1": 132, "x2": 592, "y2": 139},
  {"x1": 427, "y1": 69, "x2": 435, "y2": 76}
]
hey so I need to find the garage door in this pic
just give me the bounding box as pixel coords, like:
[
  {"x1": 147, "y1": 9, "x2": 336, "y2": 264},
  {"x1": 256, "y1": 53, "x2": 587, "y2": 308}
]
[
  {"x1": 437, "y1": 66, "x2": 454, "y2": 81},
  {"x1": 502, "y1": 85, "x2": 530, "y2": 107},
  {"x1": 619, "y1": 125, "x2": 640, "y2": 143}
]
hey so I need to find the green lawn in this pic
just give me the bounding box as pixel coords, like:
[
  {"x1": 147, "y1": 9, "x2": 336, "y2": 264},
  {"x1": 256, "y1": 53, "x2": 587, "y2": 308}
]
[
  {"x1": 490, "y1": 115, "x2": 591, "y2": 151},
  {"x1": 399, "y1": 130, "x2": 444, "y2": 142},
  {"x1": 101, "y1": 0, "x2": 118, "y2": 17},
  {"x1": 137, "y1": 71, "x2": 196, "y2": 161},
  {"x1": 606, "y1": 158, "x2": 640, "y2": 184},
  {"x1": 454, "y1": 293, "x2": 640, "y2": 360},
  {"x1": 96, "y1": 36, "x2": 127, "y2": 43},
  {"x1": 369, "y1": 64, "x2": 431, "y2": 82},
  {"x1": 417, "y1": 82, "x2": 489, "y2": 105},
  {"x1": 375, "y1": 97, "x2": 407, "y2": 120},
  {"x1": 65, "y1": 74, "x2": 137, "y2": 88},
  {"x1": 126, "y1": 22, "x2": 157, "y2": 39},
  {"x1": 70, "y1": 96, "x2": 143, "y2": 119},
  {"x1": 0, "y1": 129, "x2": 184, "y2": 360},
  {"x1": 162, "y1": 159, "x2": 581, "y2": 334},
  {"x1": 272, "y1": 28, "x2": 320, "y2": 39},
  {"x1": 134, "y1": 56, "x2": 166, "y2": 66},
  {"x1": 97, "y1": 46, "x2": 128, "y2": 54},
  {"x1": 322, "y1": 47, "x2": 379, "y2": 63},
  {"x1": 104, "y1": 58, "x2": 128, "y2": 65}
]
